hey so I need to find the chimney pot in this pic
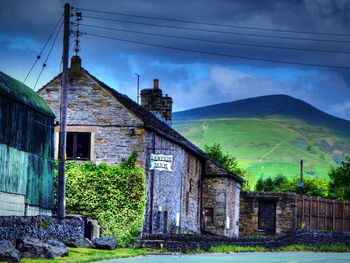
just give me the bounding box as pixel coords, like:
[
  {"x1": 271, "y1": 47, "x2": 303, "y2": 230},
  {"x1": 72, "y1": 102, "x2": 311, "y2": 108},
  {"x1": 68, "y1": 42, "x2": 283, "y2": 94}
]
[
  {"x1": 70, "y1": 55, "x2": 82, "y2": 77},
  {"x1": 153, "y1": 79, "x2": 159, "y2": 90}
]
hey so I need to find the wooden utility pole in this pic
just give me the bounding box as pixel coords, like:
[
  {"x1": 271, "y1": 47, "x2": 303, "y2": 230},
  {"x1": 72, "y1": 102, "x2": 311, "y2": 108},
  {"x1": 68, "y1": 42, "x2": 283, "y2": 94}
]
[{"x1": 57, "y1": 2, "x2": 70, "y2": 219}]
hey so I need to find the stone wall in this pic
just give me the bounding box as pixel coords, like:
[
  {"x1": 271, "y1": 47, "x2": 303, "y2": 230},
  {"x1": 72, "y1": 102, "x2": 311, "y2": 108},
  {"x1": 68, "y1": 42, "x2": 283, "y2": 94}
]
[
  {"x1": 142, "y1": 131, "x2": 202, "y2": 236},
  {"x1": 0, "y1": 192, "x2": 25, "y2": 216},
  {"x1": 240, "y1": 192, "x2": 297, "y2": 236},
  {"x1": 38, "y1": 72, "x2": 146, "y2": 165},
  {"x1": 140, "y1": 230, "x2": 350, "y2": 252},
  {"x1": 226, "y1": 180, "x2": 241, "y2": 237},
  {"x1": 202, "y1": 177, "x2": 241, "y2": 237},
  {"x1": 0, "y1": 192, "x2": 52, "y2": 216},
  {"x1": 0, "y1": 216, "x2": 84, "y2": 243},
  {"x1": 181, "y1": 152, "x2": 202, "y2": 234}
]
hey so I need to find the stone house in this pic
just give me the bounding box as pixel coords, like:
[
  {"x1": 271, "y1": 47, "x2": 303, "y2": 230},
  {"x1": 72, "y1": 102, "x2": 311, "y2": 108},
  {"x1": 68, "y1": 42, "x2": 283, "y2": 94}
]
[
  {"x1": 38, "y1": 56, "x2": 243, "y2": 237},
  {"x1": 0, "y1": 71, "x2": 55, "y2": 216}
]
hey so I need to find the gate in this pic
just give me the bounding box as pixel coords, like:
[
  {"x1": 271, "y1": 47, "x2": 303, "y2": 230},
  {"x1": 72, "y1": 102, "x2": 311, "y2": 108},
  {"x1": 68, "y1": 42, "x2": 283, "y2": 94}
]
[{"x1": 258, "y1": 201, "x2": 276, "y2": 234}]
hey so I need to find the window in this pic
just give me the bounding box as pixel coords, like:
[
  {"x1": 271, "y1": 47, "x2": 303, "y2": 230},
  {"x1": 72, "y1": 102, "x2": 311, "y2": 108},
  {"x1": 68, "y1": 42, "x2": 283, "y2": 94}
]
[
  {"x1": 66, "y1": 132, "x2": 91, "y2": 160},
  {"x1": 204, "y1": 208, "x2": 214, "y2": 223}
]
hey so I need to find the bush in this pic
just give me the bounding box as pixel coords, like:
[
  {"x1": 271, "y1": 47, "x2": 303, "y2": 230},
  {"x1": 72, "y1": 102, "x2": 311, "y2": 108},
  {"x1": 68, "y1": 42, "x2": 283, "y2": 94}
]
[
  {"x1": 55, "y1": 153, "x2": 145, "y2": 247},
  {"x1": 204, "y1": 143, "x2": 251, "y2": 190},
  {"x1": 328, "y1": 156, "x2": 350, "y2": 200},
  {"x1": 255, "y1": 174, "x2": 328, "y2": 198}
]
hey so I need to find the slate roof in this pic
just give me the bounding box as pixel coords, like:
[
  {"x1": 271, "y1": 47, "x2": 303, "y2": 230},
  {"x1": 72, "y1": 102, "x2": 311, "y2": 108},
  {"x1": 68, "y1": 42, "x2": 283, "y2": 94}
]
[
  {"x1": 0, "y1": 71, "x2": 55, "y2": 117},
  {"x1": 39, "y1": 64, "x2": 243, "y2": 183}
]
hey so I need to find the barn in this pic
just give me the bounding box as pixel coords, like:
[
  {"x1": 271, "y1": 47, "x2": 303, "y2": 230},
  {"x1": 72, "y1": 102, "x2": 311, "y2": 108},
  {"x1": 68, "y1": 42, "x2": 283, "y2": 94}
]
[
  {"x1": 38, "y1": 56, "x2": 243, "y2": 237},
  {"x1": 0, "y1": 71, "x2": 55, "y2": 216}
]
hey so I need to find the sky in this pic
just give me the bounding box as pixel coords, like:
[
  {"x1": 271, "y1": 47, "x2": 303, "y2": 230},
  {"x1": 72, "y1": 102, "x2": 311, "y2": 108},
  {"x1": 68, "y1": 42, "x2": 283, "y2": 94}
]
[{"x1": 1, "y1": 0, "x2": 350, "y2": 120}]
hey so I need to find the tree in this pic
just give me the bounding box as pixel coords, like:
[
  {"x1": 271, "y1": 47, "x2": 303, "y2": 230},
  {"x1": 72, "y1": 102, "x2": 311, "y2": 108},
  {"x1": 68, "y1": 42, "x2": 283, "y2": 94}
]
[
  {"x1": 204, "y1": 143, "x2": 250, "y2": 190},
  {"x1": 204, "y1": 143, "x2": 244, "y2": 177},
  {"x1": 328, "y1": 156, "x2": 350, "y2": 200},
  {"x1": 254, "y1": 174, "x2": 328, "y2": 198}
]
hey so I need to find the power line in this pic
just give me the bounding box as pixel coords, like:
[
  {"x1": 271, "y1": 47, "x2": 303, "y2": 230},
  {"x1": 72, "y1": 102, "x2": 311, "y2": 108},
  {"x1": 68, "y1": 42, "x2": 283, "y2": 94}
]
[
  {"x1": 84, "y1": 15, "x2": 350, "y2": 44},
  {"x1": 84, "y1": 32, "x2": 350, "y2": 70},
  {"x1": 24, "y1": 15, "x2": 63, "y2": 83},
  {"x1": 34, "y1": 21, "x2": 63, "y2": 89},
  {"x1": 73, "y1": 7, "x2": 350, "y2": 37},
  {"x1": 81, "y1": 23, "x2": 350, "y2": 55}
]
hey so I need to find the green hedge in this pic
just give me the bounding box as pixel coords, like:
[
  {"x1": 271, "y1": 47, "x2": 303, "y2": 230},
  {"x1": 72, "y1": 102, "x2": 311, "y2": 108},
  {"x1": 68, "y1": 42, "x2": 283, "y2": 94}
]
[{"x1": 55, "y1": 153, "x2": 145, "y2": 247}]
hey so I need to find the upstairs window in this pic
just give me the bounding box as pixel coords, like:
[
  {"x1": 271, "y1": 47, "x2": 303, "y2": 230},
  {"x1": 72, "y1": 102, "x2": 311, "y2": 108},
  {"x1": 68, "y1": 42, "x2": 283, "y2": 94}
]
[{"x1": 66, "y1": 132, "x2": 91, "y2": 160}]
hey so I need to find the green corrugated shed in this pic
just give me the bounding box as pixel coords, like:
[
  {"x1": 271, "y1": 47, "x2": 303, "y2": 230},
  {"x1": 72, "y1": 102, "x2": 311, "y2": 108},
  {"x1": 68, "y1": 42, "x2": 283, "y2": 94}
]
[
  {"x1": 0, "y1": 71, "x2": 54, "y2": 117},
  {"x1": 0, "y1": 71, "x2": 55, "y2": 210}
]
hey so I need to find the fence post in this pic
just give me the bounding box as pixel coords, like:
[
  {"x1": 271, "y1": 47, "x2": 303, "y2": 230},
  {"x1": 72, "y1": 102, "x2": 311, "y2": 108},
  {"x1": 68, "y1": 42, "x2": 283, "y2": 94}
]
[
  {"x1": 301, "y1": 196, "x2": 305, "y2": 227},
  {"x1": 316, "y1": 197, "x2": 320, "y2": 229},
  {"x1": 332, "y1": 200, "x2": 336, "y2": 231},
  {"x1": 309, "y1": 197, "x2": 312, "y2": 229},
  {"x1": 343, "y1": 201, "x2": 346, "y2": 232}
]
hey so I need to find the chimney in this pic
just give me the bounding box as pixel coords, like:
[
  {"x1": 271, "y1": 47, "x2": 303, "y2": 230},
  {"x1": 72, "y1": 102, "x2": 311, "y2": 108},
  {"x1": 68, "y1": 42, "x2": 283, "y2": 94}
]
[
  {"x1": 70, "y1": 55, "x2": 82, "y2": 77},
  {"x1": 140, "y1": 79, "x2": 173, "y2": 126},
  {"x1": 162, "y1": 94, "x2": 173, "y2": 126},
  {"x1": 153, "y1": 79, "x2": 159, "y2": 90}
]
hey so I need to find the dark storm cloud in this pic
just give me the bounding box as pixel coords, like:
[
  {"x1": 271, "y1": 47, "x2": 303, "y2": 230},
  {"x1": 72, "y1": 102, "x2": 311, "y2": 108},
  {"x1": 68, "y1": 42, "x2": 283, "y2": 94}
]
[{"x1": 0, "y1": 0, "x2": 350, "y2": 119}]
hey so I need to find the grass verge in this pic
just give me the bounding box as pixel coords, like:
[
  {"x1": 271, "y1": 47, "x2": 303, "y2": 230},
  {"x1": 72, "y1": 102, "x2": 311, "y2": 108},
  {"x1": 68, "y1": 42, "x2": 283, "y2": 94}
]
[
  {"x1": 20, "y1": 244, "x2": 350, "y2": 262},
  {"x1": 22, "y1": 247, "x2": 161, "y2": 263},
  {"x1": 208, "y1": 244, "x2": 350, "y2": 253}
]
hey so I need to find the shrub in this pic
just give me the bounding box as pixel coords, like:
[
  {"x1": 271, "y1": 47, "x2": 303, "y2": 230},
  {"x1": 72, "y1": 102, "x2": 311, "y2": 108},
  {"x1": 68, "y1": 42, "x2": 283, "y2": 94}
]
[
  {"x1": 55, "y1": 153, "x2": 145, "y2": 247},
  {"x1": 254, "y1": 174, "x2": 328, "y2": 198},
  {"x1": 328, "y1": 156, "x2": 350, "y2": 200}
]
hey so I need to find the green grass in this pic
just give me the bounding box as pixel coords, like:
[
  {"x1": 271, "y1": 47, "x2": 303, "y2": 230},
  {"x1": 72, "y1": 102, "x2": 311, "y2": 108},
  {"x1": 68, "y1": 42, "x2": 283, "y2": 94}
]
[
  {"x1": 17, "y1": 245, "x2": 350, "y2": 263},
  {"x1": 174, "y1": 117, "x2": 350, "y2": 182},
  {"x1": 208, "y1": 244, "x2": 350, "y2": 253},
  {"x1": 22, "y1": 247, "x2": 161, "y2": 263},
  {"x1": 209, "y1": 245, "x2": 266, "y2": 253}
]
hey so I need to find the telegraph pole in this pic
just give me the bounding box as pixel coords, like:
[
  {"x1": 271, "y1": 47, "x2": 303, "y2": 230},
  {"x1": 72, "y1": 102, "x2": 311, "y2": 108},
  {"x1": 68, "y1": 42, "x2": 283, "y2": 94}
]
[{"x1": 57, "y1": 2, "x2": 70, "y2": 219}]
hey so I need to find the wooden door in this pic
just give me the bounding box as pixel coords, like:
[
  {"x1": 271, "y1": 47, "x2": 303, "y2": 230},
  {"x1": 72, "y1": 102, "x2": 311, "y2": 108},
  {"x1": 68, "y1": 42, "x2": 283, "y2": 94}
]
[{"x1": 258, "y1": 201, "x2": 276, "y2": 234}]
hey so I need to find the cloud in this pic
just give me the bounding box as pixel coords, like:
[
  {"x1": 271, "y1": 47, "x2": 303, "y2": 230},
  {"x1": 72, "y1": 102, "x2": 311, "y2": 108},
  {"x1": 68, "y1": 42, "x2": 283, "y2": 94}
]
[
  {"x1": 1, "y1": 0, "x2": 350, "y2": 120},
  {"x1": 0, "y1": 35, "x2": 41, "y2": 51},
  {"x1": 331, "y1": 100, "x2": 350, "y2": 119},
  {"x1": 168, "y1": 65, "x2": 350, "y2": 119}
]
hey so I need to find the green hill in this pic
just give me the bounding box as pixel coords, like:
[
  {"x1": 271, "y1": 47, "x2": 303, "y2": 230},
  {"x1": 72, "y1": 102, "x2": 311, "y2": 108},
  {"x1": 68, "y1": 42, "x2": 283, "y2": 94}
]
[{"x1": 173, "y1": 95, "x2": 350, "y2": 181}]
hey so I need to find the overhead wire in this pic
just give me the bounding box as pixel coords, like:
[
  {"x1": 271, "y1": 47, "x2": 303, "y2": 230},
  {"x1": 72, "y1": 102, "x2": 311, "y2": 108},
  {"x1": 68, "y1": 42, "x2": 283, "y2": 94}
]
[
  {"x1": 81, "y1": 23, "x2": 350, "y2": 55},
  {"x1": 84, "y1": 32, "x2": 350, "y2": 70},
  {"x1": 83, "y1": 15, "x2": 350, "y2": 44},
  {"x1": 24, "y1": 15, "x2": 63, "y2": 83},
  {"x1": 33, "y1": 21, "x2": 63, "y2": 89},
  {"x1": 73, "y1": 7, "x2": 350, "y2": 37}
]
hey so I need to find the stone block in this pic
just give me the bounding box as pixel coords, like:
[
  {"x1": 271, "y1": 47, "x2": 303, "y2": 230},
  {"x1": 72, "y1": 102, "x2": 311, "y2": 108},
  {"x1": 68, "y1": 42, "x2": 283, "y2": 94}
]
[
  {"x1": 92, "y1": 237, "x2": 117, "y2": 250},
  {"x1": 0, "y1": 240, "x2": 20, "y2": 262}
]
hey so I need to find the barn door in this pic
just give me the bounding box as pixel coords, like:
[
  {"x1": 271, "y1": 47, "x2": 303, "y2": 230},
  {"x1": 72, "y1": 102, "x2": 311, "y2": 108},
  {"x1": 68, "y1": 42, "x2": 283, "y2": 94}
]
[{"x1": 258, "y1": 201, "x2": 276, "y2": 234}]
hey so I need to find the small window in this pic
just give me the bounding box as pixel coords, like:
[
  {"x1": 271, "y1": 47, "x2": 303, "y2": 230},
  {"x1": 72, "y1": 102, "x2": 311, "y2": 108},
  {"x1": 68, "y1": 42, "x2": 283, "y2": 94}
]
[
  {"x1": 204, "y1": 208, "x2": 214, "y2": 223},
  {"x1": 66, "y1": 132, "x2": 91, "y2": 160}
]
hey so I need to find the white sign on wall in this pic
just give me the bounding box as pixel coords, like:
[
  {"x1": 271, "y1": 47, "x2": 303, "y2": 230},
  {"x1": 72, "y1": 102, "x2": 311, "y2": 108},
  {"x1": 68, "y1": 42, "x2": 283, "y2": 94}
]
[{"x1": 150, "y1": 154, "x2": 173, "y2": 172}]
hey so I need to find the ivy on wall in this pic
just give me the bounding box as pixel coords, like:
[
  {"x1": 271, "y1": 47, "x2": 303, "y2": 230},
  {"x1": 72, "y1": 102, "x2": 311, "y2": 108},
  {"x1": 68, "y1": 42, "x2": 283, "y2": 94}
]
[{"x1": 55, "y1": 152, "x2": 145, "y2": 247}]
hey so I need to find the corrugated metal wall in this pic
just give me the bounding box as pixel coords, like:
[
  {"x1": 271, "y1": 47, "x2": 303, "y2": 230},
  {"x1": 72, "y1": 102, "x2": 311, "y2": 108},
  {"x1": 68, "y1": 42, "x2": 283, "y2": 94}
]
[{"x1": 0, "y1": 95, "x2": 54, "y2": 209}]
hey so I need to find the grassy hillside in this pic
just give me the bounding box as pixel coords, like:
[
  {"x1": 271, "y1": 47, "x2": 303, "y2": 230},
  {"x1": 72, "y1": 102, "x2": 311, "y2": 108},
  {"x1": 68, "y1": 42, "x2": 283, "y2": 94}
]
[{"x1": 173, "y1": 96, "x2": 350, "y2": 182}]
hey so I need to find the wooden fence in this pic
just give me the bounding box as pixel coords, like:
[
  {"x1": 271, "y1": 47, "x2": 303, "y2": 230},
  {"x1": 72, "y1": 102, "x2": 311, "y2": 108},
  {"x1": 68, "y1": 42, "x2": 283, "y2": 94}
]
[{"x1": 297, "y1": 196, "x2": 350, "y2": 231}]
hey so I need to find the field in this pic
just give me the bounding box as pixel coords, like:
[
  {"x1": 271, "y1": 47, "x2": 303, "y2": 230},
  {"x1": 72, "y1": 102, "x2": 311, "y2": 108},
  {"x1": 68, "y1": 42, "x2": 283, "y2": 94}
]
[{"x1": 173, "y1": 116, "x2": 350, "y2": 182}]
